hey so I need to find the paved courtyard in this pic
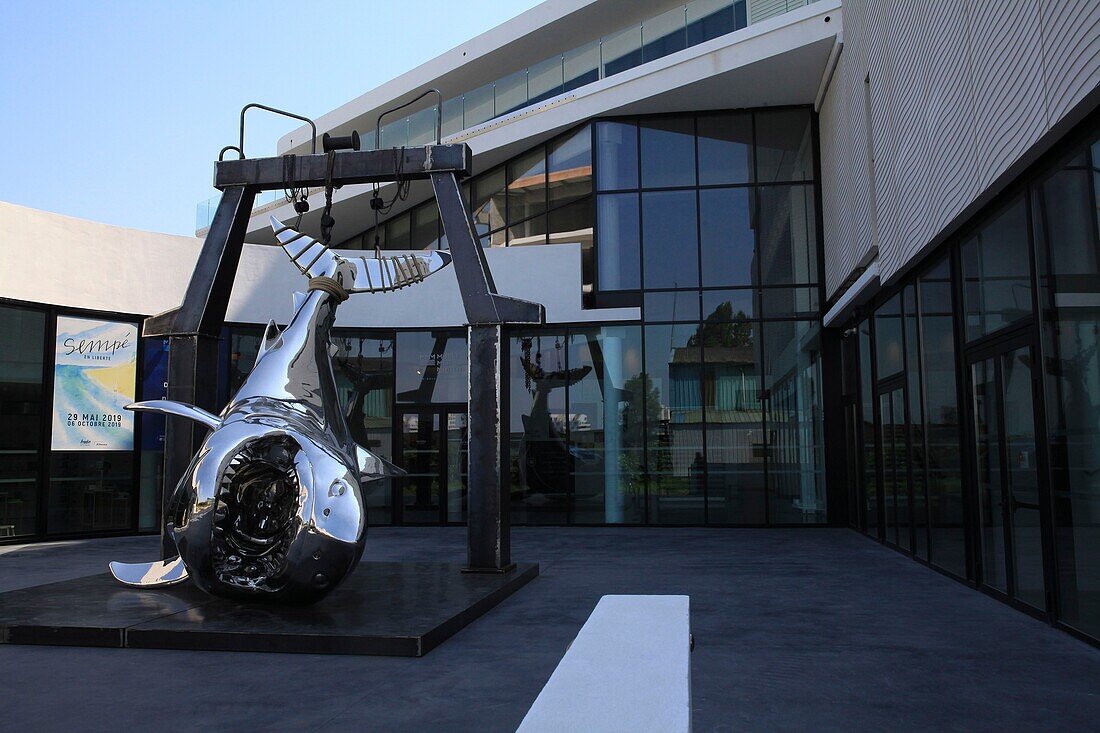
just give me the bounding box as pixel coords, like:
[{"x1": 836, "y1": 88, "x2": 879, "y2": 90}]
[{"x1": 1, "y1": 527, "x2": 1097, "y2": 732}]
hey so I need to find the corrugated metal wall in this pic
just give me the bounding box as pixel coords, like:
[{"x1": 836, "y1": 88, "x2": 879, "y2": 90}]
[{"x1": 820, "y1": 0, "x2": 1100, "y2": 299}]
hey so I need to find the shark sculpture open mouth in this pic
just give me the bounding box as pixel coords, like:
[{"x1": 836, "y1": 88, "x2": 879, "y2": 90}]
[{"x1": 108, "y1": 217, "x2": 451, "y2": 604}]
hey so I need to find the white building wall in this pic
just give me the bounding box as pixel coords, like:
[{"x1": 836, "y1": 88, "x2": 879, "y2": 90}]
[
  {"x1": 820, "y1": 0, "x2": 1100, "y2": 299},
  {"x1": 0, "y1": 202, "x2": 637, "y2": 328}
]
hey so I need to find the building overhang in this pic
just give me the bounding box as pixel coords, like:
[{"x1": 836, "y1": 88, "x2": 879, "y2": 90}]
[{"x1": 240, "y1": 1, "x2": 840, "y2": 244}]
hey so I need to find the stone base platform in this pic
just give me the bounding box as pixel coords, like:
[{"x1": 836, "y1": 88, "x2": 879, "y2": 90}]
[{"x1": 0, "y1": 561, "x2": 538, "y2": 656}]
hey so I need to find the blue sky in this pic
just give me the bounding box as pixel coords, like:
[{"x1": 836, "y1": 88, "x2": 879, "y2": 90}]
[{"x1": 0, "y1": 1, "x2": 541, "y2": 236}]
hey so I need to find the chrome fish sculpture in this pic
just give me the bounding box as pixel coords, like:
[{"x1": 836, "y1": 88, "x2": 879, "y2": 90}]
[{"x1": 109, "y1": 216, "x2": 451, "y2": 603}]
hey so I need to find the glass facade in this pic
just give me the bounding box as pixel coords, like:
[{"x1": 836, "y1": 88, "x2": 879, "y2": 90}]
[
  {"x1": 4, "y1": 112, "x2": 825, "y2": 537},
  {"x1": 0, "y1": 305, "x2": 45, "y2": 539},
  {"x1": 0, "y1": 304, "x2": 145, "y2": 540},
  {"x1": 344, "y1": 126, "x2": 597, "y2": 297},
  {"x1": 214, "y1": 109, "x2": 825, "y2": 528},
  {"x1": 845, "y1": 114, "x2": 1100, "y2": 645}
]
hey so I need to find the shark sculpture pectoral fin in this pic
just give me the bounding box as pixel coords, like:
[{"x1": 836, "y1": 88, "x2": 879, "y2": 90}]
[
  {"x1": 126, "y1": 400, "x2": 221, "y2": 431},
  {"x1": 356, "y1": 444, "x2": 406, "y2": 482},
  {"x1": 109, "y1": 557, "x2": 188, "y2": 587}
]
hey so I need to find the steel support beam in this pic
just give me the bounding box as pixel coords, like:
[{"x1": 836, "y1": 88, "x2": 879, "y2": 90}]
[
  {"x1": 150, "y1": 185, "x2": 255, "y2": 559},
  {"x1": 431, "y1": 171, "x2": 542, "y2": 573},
  {"x1": 215, "y1": 145, "x2": 471, "y2": 190},
  {"x1": 464, "y1": 325, "x2": 513, "y2": 572},
  {"x1": 156, "y1": 141, "x2": 537, "y2": 573}
]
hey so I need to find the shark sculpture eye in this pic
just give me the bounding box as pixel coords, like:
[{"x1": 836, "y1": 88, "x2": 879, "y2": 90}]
[{"x1": 211, "y1": 435, "x2": 302, "y2": 590}]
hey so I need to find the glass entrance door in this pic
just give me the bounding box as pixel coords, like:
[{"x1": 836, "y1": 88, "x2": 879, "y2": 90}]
[
  {"x1": 396, "y1": 407, "x2": 467, "y2": 524},
  {"x1": 968, "y1": 341, "x2": 1047, "y2": 609}
]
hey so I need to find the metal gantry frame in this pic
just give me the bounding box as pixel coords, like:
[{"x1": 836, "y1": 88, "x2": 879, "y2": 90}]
[{"x1": 148, "y1": 140, "x2": 543, "y2": 572}]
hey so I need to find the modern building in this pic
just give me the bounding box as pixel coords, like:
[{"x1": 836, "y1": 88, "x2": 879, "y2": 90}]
[{"x1": 2, "y1": 0, "x2": 1099, "y2": 646}]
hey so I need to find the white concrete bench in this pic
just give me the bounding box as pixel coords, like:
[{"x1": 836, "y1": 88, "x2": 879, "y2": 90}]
[{"x1": 517, "y1": 595, "x2": 692, "y2": 733}]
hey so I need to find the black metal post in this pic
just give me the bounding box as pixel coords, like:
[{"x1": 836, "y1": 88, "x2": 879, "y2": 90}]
[
  {"x1": 148, "y1": 185, "x2": 255, "y2": 559},
  {"x1": 465, "y1": 324, "x2": 513, "y2": 572},
  {"x1": 430, "y1": 171, "x2": 542, "y2": 572},
  {"x1": 151, "y1": 143, "x2": 527, "y2": 570}
]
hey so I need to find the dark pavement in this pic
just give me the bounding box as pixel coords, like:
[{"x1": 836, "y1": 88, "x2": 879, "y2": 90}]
[{"x1": 1, "y1": 527, "x2": 1097, "y2": 732}]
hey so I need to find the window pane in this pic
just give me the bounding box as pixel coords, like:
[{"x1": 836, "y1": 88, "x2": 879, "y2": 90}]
[
  {"x1": 227, "y1": 326, "x2": 264, "y2": 396},
  {"x1": 385, "y1": 212, "x2": 411, "y2": 250},
  {"x1": 702, "y1": 319, "x2": 764, "y2": 523},
  {"x1": 410, "y1": 203, "x2": 441, "y2": 250},
  {"x1": 640, "y1": 117, "x2": 696, "y2": 188},
  {"x1": 759, "y1": 286, "x2": 819, "y2": 318},
  {"x1": 645, "y1": 290, "x2": 701, "y2": 322},
  {"x1": 508, "y1": 331, "x2": 570, "y2": 524},
  {"x1": 700, "y1": 187, "x2": 755, "y2": 286},
  {"x1": 755, "y1": 108, "x2": 813, "y2": 182},
  {"x1": 597, "y1": 193, "x2": 640, "y2": 291},
  {"x1": 905, "y1": 285, "x2": 929, "y2": 560},
  {"x1": 549, "y1": 126, "x2": 593, "y2": 207},
  {"x1": 508, "y1": 149, "x2": 547, "y2": 225},
  {"x1": 529, "y1": 55, "x2": 564, "y2": 104},
  {"x1": 859, "y1": 319, "x2": 878, "y2": 535},
  {"x1": 596, "y1": 121, "x2": 638, "y2": 191},
  {"x1": 549, "y1": 196, "x2": 593, "y2": 243},
  {"x1": 643, "y1": 190, "x2": 698, "y2": 289},
  {"x1": 550, "y1": 197, "x2": 595, "y2": 291},
  {"x1": 508, "y1": 215, "x2": 547, "y2": 247},
  {"x1": 702, "y1": 289, "x2": 756, "y2": 321},
  {"x1": 396, "y1": 330, "x2": 467, "y2": 404},
  {"x1": 1034, "y1": 137, "x2": 1100, "y2": 636},
  {"x1": 569, "y1": 326, "x2": 646, "y2": 524},
  {"x1": 472, "y1": 167, "x2": 507, "y2": 237},
  {"x1": 601, "y1": 24, "x2": 644, "y2": 77},
  {"x1": 961, "y1": 196, "x2": 1032, "y2": 340},
  {"x1": 0, "y1": 305, "x2": 44, "y2": 538},
  {"x1": 333, "y1": 333, "x2": 395, "y2": 524},
  {"x1": 645, "y1": 324, "x2": 705, "y2": 524},
  {"x1": 698, "y1": 113, "x2": 753, "y2": 185},
  {"x1": 763, "y1": 320, "x2": 825, "y2": 523},
  {"x1": 642, "y1": 6, "x2": 686, "y2": 63},
  {"x1": 757, "y1": 185, "x2": 818, "y2": 285},
  {"x1": 48, "y1": 452, "x2": 134, "y2": 534},
  {"x1": 139, "y1": 337, "x2": 169, "y2": 531},
  {"x1": 874, "y1": 294, "x2": 903, "y2": 378},
  {"x1": 920, "y1": 258, "x2": 965, "y2": 577}
]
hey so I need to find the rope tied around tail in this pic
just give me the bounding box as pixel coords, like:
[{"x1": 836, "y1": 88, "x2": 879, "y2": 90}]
[{"x1": 308, "y1": 275, "x2": 349, "y2": 303}]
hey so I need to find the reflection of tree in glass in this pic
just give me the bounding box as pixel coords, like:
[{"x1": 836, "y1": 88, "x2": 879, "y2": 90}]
[
  {"x1": 621, "y1": 373, "x2": 665, "y2": 483},
  {"x1": 690, "y1": 302, "x2": 753, "y2": 348}
]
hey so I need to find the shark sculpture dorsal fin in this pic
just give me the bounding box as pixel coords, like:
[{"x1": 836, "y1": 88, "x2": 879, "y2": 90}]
[{"x1": 255, "y1": 319, "x2": 283, "y2": 367}]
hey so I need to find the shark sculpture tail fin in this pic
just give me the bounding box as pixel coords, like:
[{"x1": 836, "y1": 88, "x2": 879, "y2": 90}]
[
  {"x1": 269, "y1": 217, "x2": 452, "y2": 294},
  {"x1": 270, "y1": 216, "x2": 338, "y2": 279}
]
